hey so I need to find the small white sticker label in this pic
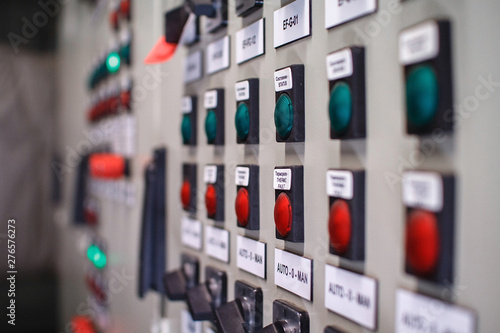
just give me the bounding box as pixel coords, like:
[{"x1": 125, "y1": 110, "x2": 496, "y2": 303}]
[
  {"x1": 205, "y1": 225, "x2": 230, "y2": 263},
  {"x1": 402, "y1": 171, "x2": 443, "y2": 212},
  {"x1": 324, "y1": 265, "x2": 378, "y2": 330},
  {"x1": 184, "y1": 50, "x2": 203, "y2": 83},
  {"x1": 326, "y1": 48, "x2": 354, "y2": 81},
  {"x1": 274, "y1": 68, "x2": 293, "y2": 92},
  {"x1": 395, "y1": 289, "x2": 476, "y2": 333},
  {"x1": 236, "y1": 18, "x2": 265, "y2": 64},
  {"x1": 236, "y1": 235, "x2": 266, "y2": 279},
  {"x1": 204, "y1": 91, "x2": 218, "y2": 109},
  {"x1": 181, "y1": 217, "x2": 202, "y2": 250},
  {"x1": 181, "y1": 310, "x2": 202, "y2": 333},
  {"x1": 235, "y1": 167, "x2": 250, "y2": 186},
  {"x1": 204, "y1": 165, "x2": 217, "y2": 184},
  {"x1": 235, "y1": 81, "x2": 250, "y2": 102},
  {"x1": 325, "y1": 0, "x2": 377, "y2": 29},
  {"x1": 399, "y1": 21, "x2": 439, "y2": 65},
  {"x1": 326, "y1": 170, "x2": 354, "y2": 199},
  {"x1": 273, "y1": 0, "x2": 311, "y2": 48},
  {"x1": 182, "y1": 96, "x2": 192, "y2": 114},
  {"x1": 274, "y1": 248, "x2": 313, "y2": 301},
  {"x1": 274, "y1": 169, "x2": 292, "y2": 190},
  {"x1": 206, "y1": 35, "x2": 230, "y2": 75}
]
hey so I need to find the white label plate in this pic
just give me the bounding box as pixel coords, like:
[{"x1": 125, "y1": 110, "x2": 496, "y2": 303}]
[
  {"x1": 184, "y1": 50, "x2": 203, "y2": 83},
  {"x1": 205, "y1": 225, "x2": 230, "y2": 263},
  {"x1": 324, "y1": 264, "x2": 378, "y2": 330},
  {"x1": 204, "y1": 91, "x2": 218, "y2": 109},
  {"x1": 399, "y1": 21, "x2": 439, "y2": 65},
  {"x1": 395, "y1": 289, "x2": 476, "y2": 333},
  {"x1": 206, "y1": 35, "x2": 230, "y2": 75},
  {"x1": 182, "y1": 96, "x2": 192, "y2": 114},
  {"x1": 274, "y1": 249, "x2": 313, "y2": 300},
  {"x1": 204, "y1": 165, "x2": 217, "y2": 184},
  {"x1": 236, "y1": 235, "x2": 266, "y2": 279},
  {"x1": 236, "y1": 18, "x2": 265, "y2": 64},
  {"x1": 274, "y1": 169, "x2": 292, "y2": 190},
  {"x1": 326, "y1": 48, "x2": 354, "y2": 81},
  {"x1": 274, "y1": 67, "x2": 293, "y2": 92},
  {"x1": 325, "y1": 0, "x2": 377, "y2": 29},
  {"x1": 181, "y1": 217, "x2": 202, "y2": 250},
  {"x1": 181, "y1": 310, "x2": 202, "y2": 333},
  {"x1": 273, "y1": 0, "x2": 311, "y2": 48},
  {"x1": 235, "y1": 81, "x2": 250, "y2": 101},
  {"x1": 402, "y1": 171, "x2": 443, "y2": 212},
  {"x1": 235, "y1": 167, "x2": 250, "y2": 186},
  {"x1": 326, "y1": 170, "x2": 354, "y2": 199}
]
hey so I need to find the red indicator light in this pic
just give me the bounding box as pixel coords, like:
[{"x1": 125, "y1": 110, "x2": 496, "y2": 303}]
[
  {"x1": 274, "y1": 193, "x2": 292, "y2": 237},
  {"x1": 406, "y1": 210, "x2": 440, "y2": 275},
  {"x1": 181, "y1": 180, "x2": 191, "y2": 210},
  {"x1": 328, "y1": 199, "x2": 351, "y2": 254},
  {"x1": 205, "y1": 185, "x2": 217, "y2": 216},
  {"x1": 89, "y1": 154, "x2": 125, "y2": 179},
  {"x1": 235, "y1": 188, "x2": 250, "y2": 226}
]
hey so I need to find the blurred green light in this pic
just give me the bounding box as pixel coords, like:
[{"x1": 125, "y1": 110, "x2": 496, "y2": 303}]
[
  {"x1": 106, "y1": 52, "x2": 121, "y2": 73},
  {"x1": 87, "y1": 244, "x2": 107, "y2": 269}
]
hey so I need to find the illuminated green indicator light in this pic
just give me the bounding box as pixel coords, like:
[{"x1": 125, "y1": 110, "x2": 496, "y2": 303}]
[
  {"x1": 329, "y1": 82, "x2": 352, "y2": 134},
  {"x1": 106, "y1": 52, "x2": 121, "y2": 73},
  {"x1": 235, "y1": 102, "x2": 250, "y2": 141},
  {"x1": 181, "y1": 115, "x2": 192, "y2": 144},
  {"x1": 86, "y1": 244, "x2": 107, "y2": 269},
  {"x1": 274, "y1": 94, "x2": 294, "y2": 139},
  {"x1": 205, "y1": 110, "x2": 217, "y2": 143},
  {"x1": 406, "y1": 64, "x2": 439, "y2": 128}
]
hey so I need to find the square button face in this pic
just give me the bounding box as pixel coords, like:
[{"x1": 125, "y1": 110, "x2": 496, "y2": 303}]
[
  {"x1": 273, "y1": 166, "x2": 304, "y2": 243},
  {"x1": 235, "y1": 165, "x2": 259, "y2": 230},
  {"x1": 204, "y1": 165, "x2": 225, "y2": 221},
  {"x1": 274, "y1": 65, "x2": 305, "y2": 143},
  {"x1": 204, "y1": 89, "x2": 225, "y2": 145},
  {"x1": 181, "y1": 96, "x2": 197, "y2": 146},
  {"x1": 326, "y1": 169, "x2": 365, "y2": 261},
  {"x1": 400, "y1": 20, "x2": 453, "y2": 135},
  {"x1": 235, "y1": 79, "x2": 259, "y2": 144},
  {"x1": 235, "y1": 0, "x2": 263, "y2": 17},
  {"x1": 402, "y1": 171, "x2": 455, "y2": 285},
  {"x1": 326, "y1": 47, "x2": 366, "y2": 139},
  {"x1": 181, "y1": 164, "x2": 197, "y2": 214}
]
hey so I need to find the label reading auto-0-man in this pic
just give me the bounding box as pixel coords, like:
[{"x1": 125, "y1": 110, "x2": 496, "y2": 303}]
[{"x1": 274, "y1": 248, "x2": 313, "y2": 301}]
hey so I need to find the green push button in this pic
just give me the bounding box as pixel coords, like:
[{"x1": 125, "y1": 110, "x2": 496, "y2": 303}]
[
  {"x1": 406, "y1": 64, "x2": 439, "y2": 128},
  {"x1": 181, "y1": 115, "x2": 191, "y2": 144},
  {"x1": 329, "y1": 81, "x2": 352, "y2": 135},
  {"x1": 106, "y1": 51, "x2": 121, "y2": 73},
  {"x1": 235, "y1": 102, "x2": 250, "y2": 141},
  {"x1": 205, "y1": 110, "x2": 217, "y2": 143},
  {"x1": 274, "y1": 94, "x2": 294, "y2": 139}
]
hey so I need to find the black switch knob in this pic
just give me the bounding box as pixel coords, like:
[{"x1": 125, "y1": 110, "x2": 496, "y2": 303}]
[
  {"x1": 215, "y1": 281, "x2": 263, "y2": 332},
  {"x1": 186, "y1": 266, "x2": 227, "y2": 322},
  {"x1": 257, "y1": 300, "x2": 309, "y2": 333},
  {"x1": 164, "y1": 254, "x2": 199, "y2": 301}
]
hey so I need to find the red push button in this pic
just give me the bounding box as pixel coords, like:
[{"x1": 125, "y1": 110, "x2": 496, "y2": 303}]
[
  {"x1": 181, "y1": 180, "x2": 191, "y2": 210},
  {"x1": 274, "y1": 193, "x2": 292, "y2": 238},
  {"x1": 406, "y1": 210, "x2": 440, "y2": 275},
  {"x1": 89, "y1": 154, "x2": 125, "y2": 179},
  {"x1": 328, "y1": 199, "x2": 351, "y2": 254},
  {"x1": 205, "y1": 185, "x2": 217, "y2": 216},
  {"x1": 235, "y1": 188, "x2": 249, "y2": 227}
]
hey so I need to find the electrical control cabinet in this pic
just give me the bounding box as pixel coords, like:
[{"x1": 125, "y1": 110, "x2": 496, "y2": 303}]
[{"x1": 56, "y1": 1, "x2": 500, "y2": 333}]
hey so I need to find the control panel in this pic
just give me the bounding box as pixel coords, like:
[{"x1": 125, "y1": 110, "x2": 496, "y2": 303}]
[{"x1": 56, "y1": 0, "x2": 500, "y2": 332}]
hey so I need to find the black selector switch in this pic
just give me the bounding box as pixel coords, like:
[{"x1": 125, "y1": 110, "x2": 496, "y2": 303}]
[
  {"x1": 235, "y1": 0, "x2": 263, "y2": 17},
  {"x1": 215, "y1": 280, "x2": 263, "y2": 333},
  {"x1": 187, "y1": 266, "x2": 227, "y2": 322},
  {"x1": 163, "y1": 254, "x2": 199, "y2": 301},
  {"x1": 258, "y1": 300, "x2": 309, "y2": 333},
  {"x1": 325, "y1": 327, "x2": 346, "y2": 333}
]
